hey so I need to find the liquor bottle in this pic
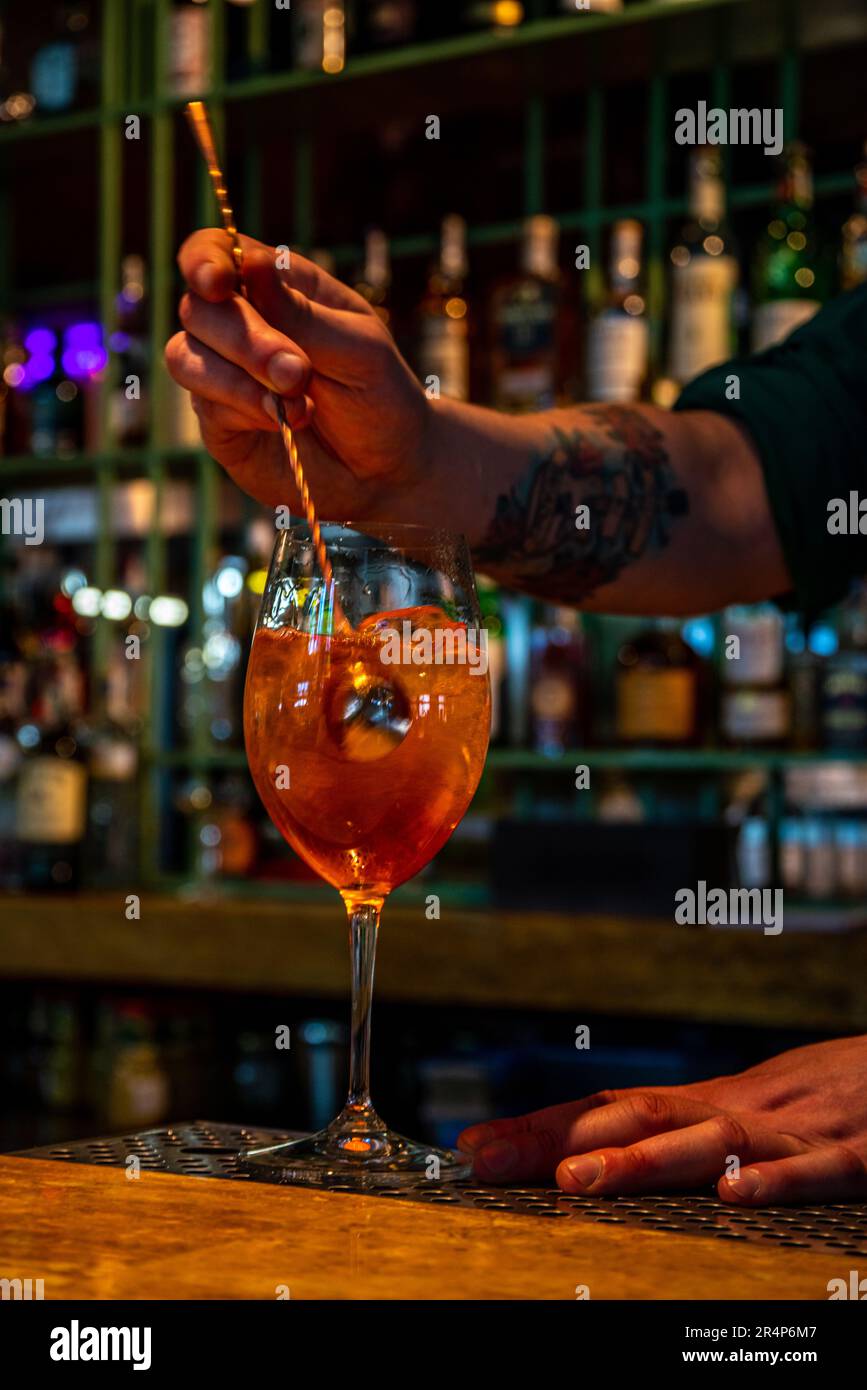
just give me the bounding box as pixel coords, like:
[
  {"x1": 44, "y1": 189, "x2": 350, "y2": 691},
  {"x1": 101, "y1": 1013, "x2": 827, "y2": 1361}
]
[
  {"x1": 0, "y1": 612, "x2": 25, "y2": 888},
  {"x1": 615, "y1": 619, "x2": 701, "y2": 746},
  {"x1": 0, "y1": 321, "x2": 31, "y2": 454},
  {"x1": 294, "y1": 0, "x2": 349, "y2": 73},
  {"x1": 199, "y1": 773, "x2": 259, "y2": 879},
  {"x1": 586, "y1": 219, "x2": 649, "y2": 403},
  {"x1": 719, "y1": 604, "x2": 791, "y2": 747},
  {"x1": 840, "y1": 141, "x2": 867, "y2": 291},
  {"x1": 30, "y1": 996, "x2": 82, "y2": 1113},
  {"x1": 836, "y1": 819, "x2": 867, "y2": 899},
  {"x1": 787, "y1": 625, "x2": 820, "y2": 751},
  {"x1": 109, "y1": 255, "x2": 149, "y2": 447},
  {"x1": 16, "y1": 660, "x2": 88, "y2": 890},
  {"x1": 29, "y1": 3, "x2": 100, "y2": 114},
  {"x1": 354, "y1": 229, "x2": 391, "y2": 326},
  {"x1": 362, "y1": 0, "x2": 418, "y2": 49},
  {"x1": 416, "y1": 215, "x2": 470, "y2": 402},
  {"x1": 667, "y1": 147, "x2": 738, "y2": 387},
  {"x1": 29, "y1": 342, "x2": 85, "y2": 457},
  {"x1": 557, "y1": 0, "x2": 622, "y2": 12},
  {"x1": 819, "y1": 585, "x2": 867, "y2": 751},
  {"x1": 803, "y1": 818, "x2": 836, "y2": 902},
  {"x1": 463, "y1": 2, "x2": 525, "y2": 31},
  {"x1": 169, "y1": 0, "x2": 211, "y2": 95},
  {"x1": 81, "y1": 676, "x2": 139, "y2": 888},
  {"x1": 106, "y1": 1003, "x2": 170, "y2": 1130},
  {"x1": 751, "y1": 142, "x2": 822, "y2": 353},
  {"x1": 530, "y1": 606, "x2": 586, "y2": 754},
  {"x1": 476, "y1": 574, "x2": 508, "y2": 746},
  {"x1": 489, "y1": 215, "x2": 561, "y2": 412}
]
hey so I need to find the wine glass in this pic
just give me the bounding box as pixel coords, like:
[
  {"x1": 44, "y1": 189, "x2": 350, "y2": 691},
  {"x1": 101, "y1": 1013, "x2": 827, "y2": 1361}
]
[{"x1": 241, "y1": 521, "x2": 491, "y2": 1185}]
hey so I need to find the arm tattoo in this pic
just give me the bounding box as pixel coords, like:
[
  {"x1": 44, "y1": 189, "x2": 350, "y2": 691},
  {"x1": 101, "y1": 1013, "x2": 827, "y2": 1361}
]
[{"x1": 473, "y1": 406, "x2": 688, "y2": 602}]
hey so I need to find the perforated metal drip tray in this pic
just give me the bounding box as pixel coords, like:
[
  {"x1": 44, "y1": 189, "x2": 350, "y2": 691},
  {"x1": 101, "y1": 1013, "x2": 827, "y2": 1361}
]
[{"x1": 14, "y1": 1120, "x2": 867, "y2": 1257}]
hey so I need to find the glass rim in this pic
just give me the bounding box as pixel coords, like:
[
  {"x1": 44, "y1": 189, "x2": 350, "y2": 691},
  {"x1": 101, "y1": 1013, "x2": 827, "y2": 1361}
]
[{"x1": 275, "y1": 518, "x2": 470, "y2": 552}]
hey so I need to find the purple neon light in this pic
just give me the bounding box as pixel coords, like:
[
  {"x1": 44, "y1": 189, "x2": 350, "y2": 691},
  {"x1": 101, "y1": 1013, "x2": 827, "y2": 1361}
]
[{"x1": 24, "y1": 327, "x2": 57, "y2": 354}]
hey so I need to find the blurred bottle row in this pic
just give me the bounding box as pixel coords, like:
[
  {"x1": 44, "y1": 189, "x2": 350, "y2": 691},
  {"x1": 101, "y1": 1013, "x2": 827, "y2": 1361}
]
[
  {"x1": 0, "y1": 987, "x2": 351, "y2": 1146},
  {"x1": 2, "y1": 140, "x2": 865, "y2": 462},
  {"x1": 486, "y1": 586, "x2": 867, "y2": 755},
  {"x1": 3, "y1": 509, "x2": 867, "y2": 893},
  {"x1": 0, "y1": 1, "x2": 727, "y2": 125}
]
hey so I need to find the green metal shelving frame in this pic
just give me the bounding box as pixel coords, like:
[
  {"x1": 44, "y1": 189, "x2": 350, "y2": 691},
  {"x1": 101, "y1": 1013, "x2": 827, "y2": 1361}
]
[{"x1": 1, "y1": 0, "x2": 865, "y2": 894}]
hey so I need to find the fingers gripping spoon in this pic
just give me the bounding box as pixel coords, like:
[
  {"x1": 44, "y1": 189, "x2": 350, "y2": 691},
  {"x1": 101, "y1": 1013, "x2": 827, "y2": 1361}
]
[{"x1": 184, "y1": 100, "x2": 409, "y2": 757}]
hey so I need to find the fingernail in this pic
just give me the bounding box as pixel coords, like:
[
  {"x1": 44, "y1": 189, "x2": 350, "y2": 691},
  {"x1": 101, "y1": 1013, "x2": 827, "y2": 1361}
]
[
  {"x1": 727, "y1": 1168, "x2": 761, "y2": 1199},
  {"x1": 563, "y1": 1155, "x2": 603, "y2": 1190},
  {"x1": 262, "y1": 392, "x2": 279, "y2": 423},
  {"x1": 458, "y1": 1125, "x2": 494, "y2": 1154},
  {"x1": 198, "y1": 261, "x2": 220, "y2": 295},
  {"x1": 268, "y1": 351, "x2": 304, "y2": 393},
  {"x1": 477, "y1": 1140, "x2": 518, "y2": 1178}
]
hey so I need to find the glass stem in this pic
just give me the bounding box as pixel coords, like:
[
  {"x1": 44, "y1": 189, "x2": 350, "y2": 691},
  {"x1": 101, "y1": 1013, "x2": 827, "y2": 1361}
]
[{"x1": 344, "y1": 899, "x2": 382, "y2": 1115}]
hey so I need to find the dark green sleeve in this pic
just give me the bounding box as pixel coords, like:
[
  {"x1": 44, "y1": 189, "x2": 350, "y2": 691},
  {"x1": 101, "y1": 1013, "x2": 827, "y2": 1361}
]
[{"x1": 673, "y1": 284, "x2": 867, "y2": 620}]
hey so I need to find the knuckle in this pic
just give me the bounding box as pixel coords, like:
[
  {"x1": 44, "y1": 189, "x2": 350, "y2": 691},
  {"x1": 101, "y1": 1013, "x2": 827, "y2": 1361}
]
[
  {"x1": 622, "y1": 1144, "x2": 655, "y2": 1180},
  {"x1": 588, "y1": 1089, "x2": 620, "y2": 1110},
  {"x1": 827, "y1": 1144, "x2": 867, "y2": 1184},
  {"x1": 247, "y1": 245, "x2": 277, "y2": 277},
  {"x1": 629, "y1": 1092, "x2": 670, "y2": 1127},
  {"x1": 283, "y1": 283, "x2": 311, "y2": 328},
  {"x1": 164, "y1": 332, "x2": 187, "y2": 374},
  {"x1": 710, "y1": 1114, "x2": 750, "y2": 1155},
  {"x1": 531, "y1": 1127, "x2": 565, "y2": 1162},
  {"x1": 178, "y1": 293, "x2": 195, "y2": 326}
]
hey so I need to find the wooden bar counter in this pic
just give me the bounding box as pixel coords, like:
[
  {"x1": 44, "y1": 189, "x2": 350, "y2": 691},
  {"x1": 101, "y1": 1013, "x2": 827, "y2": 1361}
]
[{"x1": 0, "y1": 1155, "x2": 842, "y2": 1300}]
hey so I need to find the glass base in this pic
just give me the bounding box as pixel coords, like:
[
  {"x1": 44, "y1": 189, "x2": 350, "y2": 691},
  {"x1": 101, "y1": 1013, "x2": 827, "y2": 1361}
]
[{"x1": 240, "y1": 1118, "x2": 472, "y2": 1189}]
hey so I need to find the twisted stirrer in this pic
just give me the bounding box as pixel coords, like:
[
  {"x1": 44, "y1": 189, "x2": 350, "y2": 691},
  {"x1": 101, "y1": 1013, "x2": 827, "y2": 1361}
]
[{"x1": 184, "y1": 100, "x2": 344, "y2": 628}]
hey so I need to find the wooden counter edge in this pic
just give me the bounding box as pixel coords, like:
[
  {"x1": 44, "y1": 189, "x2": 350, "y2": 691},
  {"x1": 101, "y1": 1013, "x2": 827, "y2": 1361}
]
[{"x1": 1, "y1": 892, "x2": 867, "y2": 1030}]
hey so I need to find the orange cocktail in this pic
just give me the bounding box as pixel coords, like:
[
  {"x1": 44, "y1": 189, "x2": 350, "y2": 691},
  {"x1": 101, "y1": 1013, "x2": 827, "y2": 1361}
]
[{"x1": 245, "y1": 608, "x2": 490, "y2": 903}]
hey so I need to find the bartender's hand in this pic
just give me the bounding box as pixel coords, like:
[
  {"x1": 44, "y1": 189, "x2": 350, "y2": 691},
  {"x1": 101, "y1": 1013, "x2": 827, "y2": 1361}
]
[
  {"x1": 458, "y1": 1035, "x2": 867, "y2": 1204},
  {"x1": 165, "y1": 230, "x2": 430, "y2": 514}
]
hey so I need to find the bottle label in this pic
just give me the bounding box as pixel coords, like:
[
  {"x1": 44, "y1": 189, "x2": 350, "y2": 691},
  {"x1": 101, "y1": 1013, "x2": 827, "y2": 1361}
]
[
  {"x1": 169, "y1": 9, "x2": 210, "y2": 95},
  {"x1": 751, "y1": 299, "x2": 820, "y2": 353},
  {"x1": 821, "y1": 662, "x2": 867, "y2": 747},
  {"x1": 496, "y1": 293, "x2": 557, "y2": 358},
  {"x1": 722, "y1": 689, "x2": 790, "y2": 741},
  {"x1": 17, "y1": 758, "x2": 87, "y2": 844},
  {"x1": 723, "y1": 611, "x2": 784, "y2": 686},
  {"x1": 669, "y1": 256, "x2": 736, "y2": 383},
  {"x1": 617, "y1": 669, "x2": 695, "y2": 742},
  {"x1": 532, "y1": 674, "x2": 576, "y2": 724},
  {"x1": 90, "y1": 737, "x2": 138, "y2": 782},
  {"x1": 0, "y1": 733, "x2": 21, "y2": 782},
  {"x1": 495, "y1": 365, "x2": 556, "y2": 412},
  {"x1": 486, "y1": 634, "x2": 505, "y2": 742},
  {"x1": 841, "y1": 238, "x2": 867, "y2": 291},
  {"x1": 691, "y1": 170, "x2": 725, "y2": 225},
  {"x1": 418, "y1": 318, "x2": 469, "y2": 401},
  {"x1": 587, "y1": 312, "x2": 648, "y2": 403}
]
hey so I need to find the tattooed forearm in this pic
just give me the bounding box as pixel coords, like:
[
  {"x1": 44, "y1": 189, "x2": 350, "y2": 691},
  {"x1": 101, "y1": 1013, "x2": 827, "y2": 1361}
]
[{"x1": 472, "y1": 405, "x2": 689, "y2": 603}]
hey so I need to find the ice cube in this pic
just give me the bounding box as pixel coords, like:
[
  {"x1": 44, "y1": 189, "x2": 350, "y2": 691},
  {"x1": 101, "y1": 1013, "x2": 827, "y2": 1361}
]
[{"x1": 325, "y1": 660, "x2": 412, "y2": 762}]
